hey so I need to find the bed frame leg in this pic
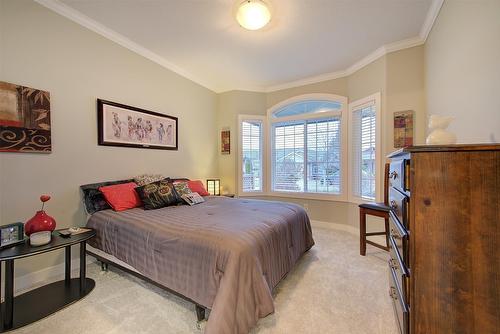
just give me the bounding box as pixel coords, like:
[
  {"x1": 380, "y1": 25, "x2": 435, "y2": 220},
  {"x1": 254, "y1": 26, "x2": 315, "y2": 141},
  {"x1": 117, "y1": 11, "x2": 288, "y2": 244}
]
[
  {"x1": 101, "y1": 261, "x2": 108, "y2": 272},
  {"x1": 195, "y1": 304, "x2": 205, "y2": 322}
]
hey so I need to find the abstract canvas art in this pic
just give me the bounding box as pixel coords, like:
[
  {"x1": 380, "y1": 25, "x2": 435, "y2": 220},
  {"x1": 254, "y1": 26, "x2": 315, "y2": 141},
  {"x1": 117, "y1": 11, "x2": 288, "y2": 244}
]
[
  {"x1": 394, "y1": 110, "x2": 414, "y2": 148},
  {"x1": 97, "y1": 99, "x2": 178, "y2": 150},
  {"x1": 0, "y1": 81, "x2": 51, "y2": 153},
  {"x1": 221, "y1": 129, "x2": 230, "y2": 154}
]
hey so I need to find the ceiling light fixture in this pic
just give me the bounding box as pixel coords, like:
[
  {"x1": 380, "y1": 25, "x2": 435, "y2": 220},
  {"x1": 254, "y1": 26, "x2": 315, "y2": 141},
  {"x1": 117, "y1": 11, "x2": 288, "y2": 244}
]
[{"x1": 236, "y1": 0, "x2": 271, "y2": 31}]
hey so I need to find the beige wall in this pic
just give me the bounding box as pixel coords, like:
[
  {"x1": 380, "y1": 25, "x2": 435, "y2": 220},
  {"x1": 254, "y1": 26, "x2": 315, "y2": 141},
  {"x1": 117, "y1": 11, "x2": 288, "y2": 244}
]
[
  {"x1": 217, "y1": 90, "x2": 267, "y2": 193},
  {"x1": 387, "y1": 47, "x2": 426, "y2": 148},
  {"x1": 425, "y1": 0, "x2": 500, "y2": 143},
  {"x1": 0, "y1": 0, "x2": 218, "y2": 277}
]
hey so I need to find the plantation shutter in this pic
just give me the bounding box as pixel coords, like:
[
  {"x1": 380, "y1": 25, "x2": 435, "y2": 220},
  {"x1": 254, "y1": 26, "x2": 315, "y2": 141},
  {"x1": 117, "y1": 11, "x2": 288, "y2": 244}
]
[
  {"x1": 305, "y1": 118, "x2": 342, "y2": 193},
  {"x1": 351, "y1": 103, "x2": 376, "y2": 199},
  {"x1": 272, "y1": 121, "x2": 305, "y2": 192},
  {"x1": 241, "y1": 120, "x2": 263, "y2": 192},
  {"x1": 272, "y1": 117, "x2": 341, "y2": 194}
]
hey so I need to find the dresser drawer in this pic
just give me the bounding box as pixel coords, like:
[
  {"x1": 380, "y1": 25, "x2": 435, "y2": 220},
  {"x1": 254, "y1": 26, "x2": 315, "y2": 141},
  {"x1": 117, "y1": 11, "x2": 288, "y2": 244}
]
[
  {"x1": 389, "y1": 211, "x2": 409, "y2": 267},
  {"x1": 389, "y1": 159, "x2": 410, "y2": 193},
  {"x1": 389, "y1": 265, "x2": 409, "y2": 334},
  {"x1": 389, "y1": 187, "x2": 409, "y2": 228},
  {"x1": 389, "y1": 236, "x2": 409, "y2": 303}
]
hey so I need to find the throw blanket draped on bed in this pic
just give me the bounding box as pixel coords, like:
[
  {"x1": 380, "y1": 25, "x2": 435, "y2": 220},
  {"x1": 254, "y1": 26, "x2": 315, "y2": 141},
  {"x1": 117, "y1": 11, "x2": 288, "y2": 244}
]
[{"x1": 87, "y1": 197, "x2": 314, "y2": 334}]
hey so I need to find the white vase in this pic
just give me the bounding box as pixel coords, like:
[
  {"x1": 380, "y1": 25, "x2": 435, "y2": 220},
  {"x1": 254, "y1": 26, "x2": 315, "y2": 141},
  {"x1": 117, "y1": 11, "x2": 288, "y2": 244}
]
[{"x1": 426, "y1": 115, "x2": 457, "y2": 145}]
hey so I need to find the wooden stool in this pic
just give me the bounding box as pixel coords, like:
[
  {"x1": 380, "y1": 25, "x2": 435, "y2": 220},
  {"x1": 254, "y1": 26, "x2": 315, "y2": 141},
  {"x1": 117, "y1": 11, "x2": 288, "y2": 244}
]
[{"x1": 359, "y1": 163, "x2": 390, "y2": 256}]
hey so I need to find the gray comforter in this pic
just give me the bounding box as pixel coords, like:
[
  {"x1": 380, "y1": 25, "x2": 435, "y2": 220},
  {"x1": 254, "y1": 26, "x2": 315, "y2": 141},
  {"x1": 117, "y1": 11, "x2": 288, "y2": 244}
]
[{"x1": 86, "y1": 197, "x2": 314, "y2": 334}]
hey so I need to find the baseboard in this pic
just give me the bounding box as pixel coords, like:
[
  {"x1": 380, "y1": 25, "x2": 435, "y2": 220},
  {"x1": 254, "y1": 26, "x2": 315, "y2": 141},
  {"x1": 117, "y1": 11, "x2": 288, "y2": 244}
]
[
  {"x1": 310, "y1": 220, "x2": 359, "y2": 236},
  {"x1": 8, "y1": 257, "x2": 96, "y2": 297}
]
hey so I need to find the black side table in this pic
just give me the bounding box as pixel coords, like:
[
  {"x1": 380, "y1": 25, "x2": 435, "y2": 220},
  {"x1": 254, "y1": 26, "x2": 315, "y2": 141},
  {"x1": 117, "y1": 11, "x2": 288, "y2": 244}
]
[{"x1": 0, "y1": 229, "x2": 96, "y2": 332}]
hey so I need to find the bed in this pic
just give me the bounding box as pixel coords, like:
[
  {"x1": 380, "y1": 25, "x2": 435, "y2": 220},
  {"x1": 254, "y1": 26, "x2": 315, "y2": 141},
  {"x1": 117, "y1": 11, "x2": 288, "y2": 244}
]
[{"x1": 85, "y1": 196, "x2": 314, "y2": 334}]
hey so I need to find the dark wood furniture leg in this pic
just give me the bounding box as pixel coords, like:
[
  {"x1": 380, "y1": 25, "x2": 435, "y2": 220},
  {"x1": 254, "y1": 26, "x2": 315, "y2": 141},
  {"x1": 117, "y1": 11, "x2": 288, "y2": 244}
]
[
  {"x1": 79, "y1": 242, "x2": 86, "y2": 292},
  {"x1": 100, "y1": 261, "x2": 108, "y2": 272},
  {"x1": 65, "y1": 245, "x2": 71, "y2": 284},
  {"x1": 384, "y1": 217, "x2": 390, "y2": 248},
  {"x1": 195, "y1": 304, "x2": 205, "y2": 321},
  {"x1": 360, "y1": 208, "x2": 367, "y2": 256},
  {"x1": 4, "y1": 260, "x2": 14, "y2": 330}
]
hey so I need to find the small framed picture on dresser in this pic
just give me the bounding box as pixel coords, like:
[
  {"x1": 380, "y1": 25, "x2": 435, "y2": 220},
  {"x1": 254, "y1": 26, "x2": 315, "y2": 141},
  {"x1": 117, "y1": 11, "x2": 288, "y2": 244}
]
[{"x1": 97, "y1": 99, "x2": 178, "y2": 150}]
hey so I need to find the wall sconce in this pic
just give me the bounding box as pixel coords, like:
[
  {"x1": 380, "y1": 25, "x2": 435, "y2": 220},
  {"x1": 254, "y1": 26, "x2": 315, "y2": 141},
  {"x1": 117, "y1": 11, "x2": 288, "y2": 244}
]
[{"x1": 206, "y1": 179, "x2": 221, "y2": 196}]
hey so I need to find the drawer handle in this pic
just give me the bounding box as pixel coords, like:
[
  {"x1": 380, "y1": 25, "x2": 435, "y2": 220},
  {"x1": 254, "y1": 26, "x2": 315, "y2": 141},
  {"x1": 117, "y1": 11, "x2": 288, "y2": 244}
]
[
  {"x1": 389, "y1": 287, "x2": 398, "y2": 300},
  {"x1": 390, "y1": 200, "x2": 398, "y2": 211},
  {"x1": 389, "y1": 171, "x2": 398, "y2": 179},
  {"x1": 389, "y1": 258, "x2": 398, "y2": 270},
  {"x1": 390, "y1": 228, "x2": 400, "y2": 240}
]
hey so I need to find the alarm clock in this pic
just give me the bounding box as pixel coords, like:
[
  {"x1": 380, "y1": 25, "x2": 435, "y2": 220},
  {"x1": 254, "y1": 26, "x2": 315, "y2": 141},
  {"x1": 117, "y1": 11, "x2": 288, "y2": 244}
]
[{"x1": 0, "y1": 222, "x2": 26, "y2": 249}]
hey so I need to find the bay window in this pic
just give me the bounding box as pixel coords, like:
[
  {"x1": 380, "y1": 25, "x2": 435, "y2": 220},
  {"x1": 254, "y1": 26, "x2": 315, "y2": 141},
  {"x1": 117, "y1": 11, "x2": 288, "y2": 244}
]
[{"x1": 237, "y1": 93, "x2": 381, "y2": 203}]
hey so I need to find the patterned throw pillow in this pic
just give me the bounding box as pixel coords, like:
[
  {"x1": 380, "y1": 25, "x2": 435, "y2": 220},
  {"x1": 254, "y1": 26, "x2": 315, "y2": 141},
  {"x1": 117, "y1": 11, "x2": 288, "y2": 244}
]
[
  {"x1": 173, "y1": 181, "x2": 192, "y2": 197},
  {"x1": 135, "y1": 179, "x2": 181, "y2": 210},
  {"x1": 134, "y1": 174, "x2": 165, "y2": 187}
]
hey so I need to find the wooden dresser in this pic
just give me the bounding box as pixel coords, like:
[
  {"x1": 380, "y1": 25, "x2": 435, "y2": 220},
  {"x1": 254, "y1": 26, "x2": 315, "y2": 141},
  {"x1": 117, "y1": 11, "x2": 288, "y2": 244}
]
[{"x1": 386, "y1": 144, "x2": 499, "y2": 334}]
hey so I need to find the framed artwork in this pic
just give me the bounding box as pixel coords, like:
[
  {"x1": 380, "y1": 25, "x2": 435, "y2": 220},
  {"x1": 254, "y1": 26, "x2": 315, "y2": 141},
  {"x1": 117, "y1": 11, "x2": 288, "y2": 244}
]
[
  {"x1": 221, "y1": 129, "x2": 230, "y2": 154},
  {"x1": 0, "y1": 81, "x2": 51, "y2": 153},
  {"x1": 97, "y1": 99, "x2": 178, "y2": 150},
  {"x1": 394, "y1": 110, "x2": 414, "y2": 148}
]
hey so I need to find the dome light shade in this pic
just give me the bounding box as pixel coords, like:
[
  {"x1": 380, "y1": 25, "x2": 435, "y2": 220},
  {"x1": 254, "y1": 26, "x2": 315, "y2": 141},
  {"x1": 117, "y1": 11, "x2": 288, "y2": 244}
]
[{"x1": 236, "y1": 0, "x2": 271, "y2": 30}]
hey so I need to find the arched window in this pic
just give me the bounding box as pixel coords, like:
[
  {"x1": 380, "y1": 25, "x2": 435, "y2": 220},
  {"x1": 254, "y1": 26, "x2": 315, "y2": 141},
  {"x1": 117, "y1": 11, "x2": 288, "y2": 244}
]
[
  {"x1": 272, "y1": 100, "x2": 342, "y2": 118},
  {"x1": 267, "y1": 94, "x2": 348, "y2": 199}
]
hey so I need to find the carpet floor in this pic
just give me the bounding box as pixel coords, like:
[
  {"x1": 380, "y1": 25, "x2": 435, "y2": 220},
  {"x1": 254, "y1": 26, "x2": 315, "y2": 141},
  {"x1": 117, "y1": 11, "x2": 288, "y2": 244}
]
[{"x1": 14, "y1": 224, "x2": 397, "y2": 334}]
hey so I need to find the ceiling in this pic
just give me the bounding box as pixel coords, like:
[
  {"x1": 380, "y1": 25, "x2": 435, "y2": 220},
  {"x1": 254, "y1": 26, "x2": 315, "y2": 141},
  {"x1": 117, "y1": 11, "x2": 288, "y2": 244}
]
[{"x1": 45, "y1": 0, "x2": 437, "y2": 92}]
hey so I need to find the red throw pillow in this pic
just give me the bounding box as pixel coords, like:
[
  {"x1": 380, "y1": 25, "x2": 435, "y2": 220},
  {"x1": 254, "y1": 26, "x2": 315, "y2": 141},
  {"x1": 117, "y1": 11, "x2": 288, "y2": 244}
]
[
  {"x1": 99, "y1": 182, "x2": 142, "y2": 211},
  {"x1": 187, "y1": 180, "x2": 210, "y2": 196}
]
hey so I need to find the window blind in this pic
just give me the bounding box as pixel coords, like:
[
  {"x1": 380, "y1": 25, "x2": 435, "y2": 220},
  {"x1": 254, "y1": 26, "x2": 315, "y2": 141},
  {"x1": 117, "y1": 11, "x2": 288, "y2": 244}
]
[
  {"x1": 241, "y1": 120, "x2": 262, "y2": 192},
  {"x1": 306, "y1": 118, "x2": 341, "y2": 193},
  {"x1": 272, "y1": 117, "x2": 341, "y2": 194},
  {"x1": 351, "y1": 104, "x2": 376, "y2": 199},
  {"x1": 273, "y1": 121, "x2": 305, "y2": 192}
]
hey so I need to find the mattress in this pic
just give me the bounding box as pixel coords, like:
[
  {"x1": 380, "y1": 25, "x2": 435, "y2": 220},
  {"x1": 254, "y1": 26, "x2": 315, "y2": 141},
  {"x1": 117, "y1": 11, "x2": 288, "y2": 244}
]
[{"x1": 86, "y1": 196, "x2": 314, "y2": 334}]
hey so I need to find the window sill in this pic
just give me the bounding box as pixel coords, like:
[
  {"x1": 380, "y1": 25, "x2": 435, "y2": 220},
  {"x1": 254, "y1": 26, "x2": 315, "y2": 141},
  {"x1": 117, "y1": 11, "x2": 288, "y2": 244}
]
[
  {"x1": 265, "y1": 191, "x2": 347, "y2": 202},
  {"x1": 348, "y1": 195, "x2": 378, "y2": 205},
  {"x1": 238, "y1": 191, "x2": 265, "y2": 197}
]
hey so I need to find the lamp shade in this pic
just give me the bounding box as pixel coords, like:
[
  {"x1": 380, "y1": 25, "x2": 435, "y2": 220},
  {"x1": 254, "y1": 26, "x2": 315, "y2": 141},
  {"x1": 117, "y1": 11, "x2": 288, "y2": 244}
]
[
  {"x1": 206, "y1": 179, "x2": 221, "y2": 196},
  {"x1": 236, "y1": 0, "x2": 271, "y2": 31}
]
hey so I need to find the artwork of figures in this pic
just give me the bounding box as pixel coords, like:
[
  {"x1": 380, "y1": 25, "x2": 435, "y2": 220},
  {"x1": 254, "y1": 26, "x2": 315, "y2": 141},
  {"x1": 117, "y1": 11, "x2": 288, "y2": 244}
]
[
  {"x1": 97, "y1": 99, "x2": 177, "y2": 150},
  {"x1": 394, "y1": 110, "x2": 414, "y2": 148},
  {"x1": 0, "y1": 81, "x2": 51, "y2": 153},
  {"x1": 221, "y1": 129, "x2": 230, "y2": 154}
]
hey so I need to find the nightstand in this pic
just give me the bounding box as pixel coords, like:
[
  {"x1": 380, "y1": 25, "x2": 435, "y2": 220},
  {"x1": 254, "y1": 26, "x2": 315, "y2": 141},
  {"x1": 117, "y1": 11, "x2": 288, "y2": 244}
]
[{"x1": 0, "y1": 229, "x2": 96, "y2": 332}]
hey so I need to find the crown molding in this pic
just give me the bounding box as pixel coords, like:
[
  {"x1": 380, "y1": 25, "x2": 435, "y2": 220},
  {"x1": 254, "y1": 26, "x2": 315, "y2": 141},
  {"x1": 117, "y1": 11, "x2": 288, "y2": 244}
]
[
  {"x1": 265, "y1": 35, "x2": 424, "y2": 92},
  {"x1": 33, "y1": 0, "x2": 220, "y2": 93},
  {"x1": 34, "y1": 0, "x2": 444, "y2": 95},
  {"x1": 419, "y1": 0, "x2": 445, "y2": 40}
]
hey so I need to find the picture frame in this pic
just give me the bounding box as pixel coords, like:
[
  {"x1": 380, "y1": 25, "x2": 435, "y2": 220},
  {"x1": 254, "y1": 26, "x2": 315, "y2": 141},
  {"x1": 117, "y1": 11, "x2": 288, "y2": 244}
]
[
  {"x1": 394, "y1": 110, "x2": 414, "y2": 148},
  {"x1": 0, "y1": 81, "x2": 51, "y2": 153},
  {"x1": 221, "y1": 129, "x2": 230, "y2": 154},
  {"x1": 0, "y1": 222, "x2": 25, "y2": 249},
  {"x1": 97, "y1": 99, "x2": 178, "y2": 150}
]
